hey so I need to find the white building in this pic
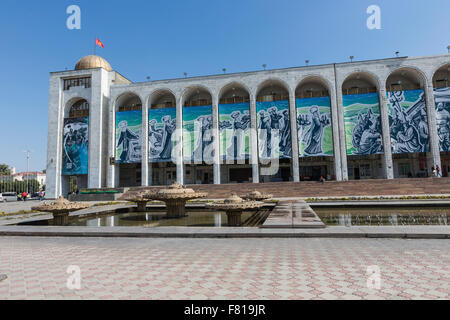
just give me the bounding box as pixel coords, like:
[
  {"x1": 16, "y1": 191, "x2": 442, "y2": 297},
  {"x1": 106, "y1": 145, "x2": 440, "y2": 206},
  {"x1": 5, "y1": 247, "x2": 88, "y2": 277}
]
[
  {"x1": 46, "y1": 54, "x2": 450, "y2": 199},
  {"x1": 0, "y1": 171, "x2": 46, "y2": 186}
]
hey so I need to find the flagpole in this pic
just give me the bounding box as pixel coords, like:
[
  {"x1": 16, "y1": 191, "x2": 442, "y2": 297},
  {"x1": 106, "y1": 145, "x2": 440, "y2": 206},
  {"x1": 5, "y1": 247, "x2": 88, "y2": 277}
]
[{"x1": 94, "y1": 37, "x2": 96, "y2": 55}]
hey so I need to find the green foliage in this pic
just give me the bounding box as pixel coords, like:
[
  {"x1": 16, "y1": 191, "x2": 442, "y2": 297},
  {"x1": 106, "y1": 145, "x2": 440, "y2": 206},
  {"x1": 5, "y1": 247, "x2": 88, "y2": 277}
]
[
  {"x1": 0, "y1": 179, "x2": 41, "y2": 193},
  {"x1": 0, "y1": 164, "x2": 11, "y2": 176}
]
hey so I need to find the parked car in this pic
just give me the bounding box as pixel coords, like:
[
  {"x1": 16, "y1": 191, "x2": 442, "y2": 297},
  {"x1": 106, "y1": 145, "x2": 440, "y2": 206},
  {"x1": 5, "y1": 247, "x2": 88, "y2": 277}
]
[{"x1": 0, "y1": 192, "x2": 18, "y2": 202}]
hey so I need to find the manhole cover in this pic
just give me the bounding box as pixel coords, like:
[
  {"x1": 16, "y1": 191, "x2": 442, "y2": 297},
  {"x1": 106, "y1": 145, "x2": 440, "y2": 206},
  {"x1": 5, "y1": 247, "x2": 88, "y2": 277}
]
[{"x1": 0, "y1": 274, "x2": 7, "y2": 282}]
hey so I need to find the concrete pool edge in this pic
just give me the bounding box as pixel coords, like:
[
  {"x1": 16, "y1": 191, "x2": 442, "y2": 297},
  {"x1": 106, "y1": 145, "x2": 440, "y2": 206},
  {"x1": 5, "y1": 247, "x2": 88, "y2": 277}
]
[{"x1": 0, "y1": 226, "x2": 448, "y2": 239}]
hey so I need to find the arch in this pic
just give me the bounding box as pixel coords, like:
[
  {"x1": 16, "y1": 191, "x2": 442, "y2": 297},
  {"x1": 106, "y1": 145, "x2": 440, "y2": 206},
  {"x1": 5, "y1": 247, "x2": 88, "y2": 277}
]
[
  {"x1": 115, "y1": 91, "x2": 143, "y2": 112},
  {"x1": 256, "y1": 78, "x2": 291, "y2": 97},
  {"x1": 147, "y1": 88, "x2": 177, "y2": 109},
  {"x1": 295, "y1": 75, "x2": 332, "y2": 98},
  {"x1": 341, "y1": 71, "x2": 381, "y2": 95},
  {"x1": 182, "y1": 85, "x2": 213, "y2": 107},
  {"x1": 432, "y1": 62, "x2": 450, "y2": 88},
  {"x1": 385, "y1": 66, "x2": 427, "y2": 91},
  {"x1": 218, "y1": 81, "x2": 251, "y2": 100},
  {"x1": 64, "y1": 97, "x2": 90, "y2": 118},
  {"x1": 431, "y1": 61, "x2": 450, "y2": 81}
]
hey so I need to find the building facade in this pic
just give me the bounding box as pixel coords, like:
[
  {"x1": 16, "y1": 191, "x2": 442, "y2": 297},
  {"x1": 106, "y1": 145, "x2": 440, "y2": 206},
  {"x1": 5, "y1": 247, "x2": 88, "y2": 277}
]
[{"x1": 46, "y1": 54, "x2": 450, "y2": 199}]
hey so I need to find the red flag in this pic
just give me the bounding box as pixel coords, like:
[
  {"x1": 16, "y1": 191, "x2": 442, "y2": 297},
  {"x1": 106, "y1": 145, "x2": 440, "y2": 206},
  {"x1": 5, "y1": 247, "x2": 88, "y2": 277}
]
[{"x1": 96, "y1": 38, "x2": 104, "y2": 48}]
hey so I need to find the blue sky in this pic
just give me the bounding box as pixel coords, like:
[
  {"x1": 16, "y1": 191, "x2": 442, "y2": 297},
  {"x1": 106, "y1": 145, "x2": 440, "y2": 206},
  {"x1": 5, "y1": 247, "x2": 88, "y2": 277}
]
[{"x1": 0, "y1": 0, "x2": 449, "y2": 172}]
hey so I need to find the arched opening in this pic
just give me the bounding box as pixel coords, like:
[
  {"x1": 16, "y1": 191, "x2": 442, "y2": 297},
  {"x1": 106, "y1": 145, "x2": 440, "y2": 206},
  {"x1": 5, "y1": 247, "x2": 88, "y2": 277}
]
[
  {"x1": 62, "y1": 98, "x2": 90, "y2": 195},
  {"x1": 342, "y1": 72, "x2": 384, "y2": 180},
  {"x1": 148, "y1": 89, "x2": 177, "y2": 185},
  {"x1": 433, "y1": 63, "x2": 450, "y2": 176},
  {"x1": 295, "y1": 77, "x2": 335, "y2": 181},
  {"x1": 256, "y1": 79, "x2": 292, "y2": 182},
  {"x1": 386, "y1": 68, "x2": 429, "y2": 178},
  {"x1": 182, "y1": 87, "x2": 214, "y2": 184},
  {"x1": 218, "y1": 83, "x2": 252, "y2": 183},
  {"x1": 115, "y1": 93, "x2": 143, "y2": 187}
]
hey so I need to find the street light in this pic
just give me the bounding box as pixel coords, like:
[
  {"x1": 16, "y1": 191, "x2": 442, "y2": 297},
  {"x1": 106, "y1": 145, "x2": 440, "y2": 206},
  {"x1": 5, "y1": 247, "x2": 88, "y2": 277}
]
[
  {"x1": 350, "y1": 56, "x2": 354, "y2": 62},
  {"x1": 23, "y1": 150, "x2": 31, "y2": 194}
]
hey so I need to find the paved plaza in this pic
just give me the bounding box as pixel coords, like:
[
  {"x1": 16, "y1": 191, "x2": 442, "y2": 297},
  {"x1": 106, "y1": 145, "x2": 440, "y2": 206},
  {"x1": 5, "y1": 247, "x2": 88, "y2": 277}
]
[{"x1": 0, "y1": 237, "x2": 448, "y2": 300}]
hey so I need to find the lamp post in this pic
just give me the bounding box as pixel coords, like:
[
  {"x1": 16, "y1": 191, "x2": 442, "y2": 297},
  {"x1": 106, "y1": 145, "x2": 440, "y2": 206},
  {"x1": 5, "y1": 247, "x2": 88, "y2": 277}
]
[
  {"x1": 350, "y1": 56, "x2": 354, "y2": 62},
  {"x1": 24, "y1": 150, "x2": 31, "y2": 194}
]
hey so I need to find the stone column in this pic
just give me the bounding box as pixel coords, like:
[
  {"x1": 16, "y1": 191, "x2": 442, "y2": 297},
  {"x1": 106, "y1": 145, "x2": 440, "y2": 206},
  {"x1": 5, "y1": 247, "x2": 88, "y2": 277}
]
[
  {"x1": 107, "y1": 98, "x2": 117, "y2": 187},
  {"x1": 88, "y1": 70, "x2": 106, "y2": 189},
  {"x1": 176, "y1": 97, "x2": 184, "y2": 185},
  {"x1": 250, "y1": 94, "x2": 260, "y2": 183},
  {"x1": 425, "y1": 81, "x2": 442, "y2": 174},
  {"x1": 212, "y1": 94, "x2": 221, "y2": 184},
  {"x1": 141, "y1": 100, "x2": 150, "y2": 186},
  {"x1": 289, "y1": 90, "x2": 300, "y2": 182},
  {"x1": 329, "y1": 87, "x2": 343, "y2": 181},
  {"x1": 379, "y1": 84, "x2": 394, "y2": 179},
  {"x1": 335, "y1": 85, "x2": 349, "y2": 181},
  {"x1": 46, "y1": 76, "x2": 63, "y2": 199}
]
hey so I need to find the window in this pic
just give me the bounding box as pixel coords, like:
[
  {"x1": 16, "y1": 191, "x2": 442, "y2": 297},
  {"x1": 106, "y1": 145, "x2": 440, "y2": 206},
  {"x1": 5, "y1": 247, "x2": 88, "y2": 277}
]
[
  {"x1": 69, "y1": 100, "x2": 90, "y2": 118},
  {"x1": 360, "y1": 164, "x2": 371, "y2": 177},
  {"x1": 398, "y1": 163, "x2": 411, "y2": 177},
  {"x1": 63, "y1": 77, "x2": 91, "y2": 91}
]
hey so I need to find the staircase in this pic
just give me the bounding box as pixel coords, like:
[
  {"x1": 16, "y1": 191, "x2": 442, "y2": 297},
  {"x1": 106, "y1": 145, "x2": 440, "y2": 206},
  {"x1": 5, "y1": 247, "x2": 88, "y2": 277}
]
[{"x1": 128, "y1": 178, "x2": 450, "y2": 199}]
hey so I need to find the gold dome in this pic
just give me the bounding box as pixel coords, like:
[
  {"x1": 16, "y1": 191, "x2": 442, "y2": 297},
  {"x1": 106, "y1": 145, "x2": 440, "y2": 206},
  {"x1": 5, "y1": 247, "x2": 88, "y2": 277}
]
[{"x1": 75, "y1": 55, "x2": 112, "y2": 71}]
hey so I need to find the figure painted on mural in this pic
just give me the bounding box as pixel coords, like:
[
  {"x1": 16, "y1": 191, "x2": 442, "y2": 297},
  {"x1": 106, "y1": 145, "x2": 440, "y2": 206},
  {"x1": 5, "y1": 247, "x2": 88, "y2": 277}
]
[
  {"x1": 193, "y1": 115, "x2": 214, "y2": 162},
  {"x1": 159, "y1": 115, "x2": 176, "y2": 160},
  {"x1": 416, "y1": 109, "x2": 429, "y2": 152},
  {"x1": 226, "y1": 111, "x2": 249, "y2": 159},
  {"x1": 117, "y1": 120, "x2": 140, "y2": 163},
  {"x1": 268, "y1": 107, "x2": 282, "y2": 130},
  {"x1": 396, "y1": 119, "x2": 422, "y2": 153},
  {"x1": 352, "y1": 109, "x2": 375, "y2": 154},
  {"x1": 303, "y1": 106, "x2": 331, "y2": 156},
  {"x1": 149, "y1": 119, "x2": 163, "y2": 156},
  {"x1": 258, "y1": 110, "x2": 272, "y2": 158},
  {"x1": 280, "y1": 109, "x2": 291, "y2": 157},
  {"x1": 436, "y1": 102, "x2": 450, "y2": 151},
  {"x1": 297, "y1": 114, "x2": 311, "y2": 146},
  {"x1": 63, "y1": 120, "x2": 88, "y2": 173},
  {"x1": 357, "y1": 116, "x2": 383, "y2": 155},
  {"x1": 388, "y1": 91, "x2": 429, "y2": 153}
]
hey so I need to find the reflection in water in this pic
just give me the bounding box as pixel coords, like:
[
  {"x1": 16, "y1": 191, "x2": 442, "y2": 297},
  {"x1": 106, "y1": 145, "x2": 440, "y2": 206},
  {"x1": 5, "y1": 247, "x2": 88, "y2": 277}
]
[
  {"x1": 70, "y1": 210, "x2": 256, "y2": 228},
  {"x1": 315, "y1": 207, "x2": 450, "y2": 226}
]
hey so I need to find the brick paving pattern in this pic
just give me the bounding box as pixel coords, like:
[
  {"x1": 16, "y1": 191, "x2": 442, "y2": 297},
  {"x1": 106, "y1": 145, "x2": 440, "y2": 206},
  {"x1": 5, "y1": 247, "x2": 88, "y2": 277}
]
[{"x1": 0, "y1": 237, "x2": 448, "y2": 300}]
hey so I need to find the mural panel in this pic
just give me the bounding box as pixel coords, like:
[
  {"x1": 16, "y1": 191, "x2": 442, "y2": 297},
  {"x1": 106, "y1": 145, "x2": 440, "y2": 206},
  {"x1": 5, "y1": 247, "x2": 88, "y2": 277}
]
[
  {"x1": 219, "y1": 103, "x2": 251, "y2": 161},
  {"x1": 183, "y1": 105, "x2": 213, "y2": 163},
  {"x1": 434, "y1": 87, "x2": 450, "y2": 152},
  {"x1": 296, "y1": 97, "x2": 333, "y2": 157},
  {"x1": 149, "y1": 108, "x2": 177, "y2": 163},
  {"x1": 62, "y1": 117, "x2": 89, "y2": 175},
  {"x1": 115, "y1": 110, "x2": 142, "y2": 164},
  {"x1": 387, "y1": 89, "x2": 429, "y2": 154},
  {"x1": 343, "y1": 93, "x2": 383, "y2": 156},
  {"x1": 257, "y1": 100, "x2": 291, "y2": 160}
]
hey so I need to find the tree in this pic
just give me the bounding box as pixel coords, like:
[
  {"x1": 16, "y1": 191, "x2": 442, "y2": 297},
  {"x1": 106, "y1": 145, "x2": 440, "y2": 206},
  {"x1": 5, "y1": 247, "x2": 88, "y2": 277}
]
[{"x1": 0, "y1": 164, "x2": 11, "y2": 176}]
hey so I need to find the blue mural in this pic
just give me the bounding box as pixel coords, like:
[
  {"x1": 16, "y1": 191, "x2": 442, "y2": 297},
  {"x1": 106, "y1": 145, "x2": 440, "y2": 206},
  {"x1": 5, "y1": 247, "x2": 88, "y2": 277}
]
[
  {"x1": 257, "y1": 100, "x2": 291, "y2": 160},
  {"x1": 62, "y1": 117, "x2": 89, "y2": 175},
  {"x1": 149, "y1": 108, "x2": 177, "y2": 163}
]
